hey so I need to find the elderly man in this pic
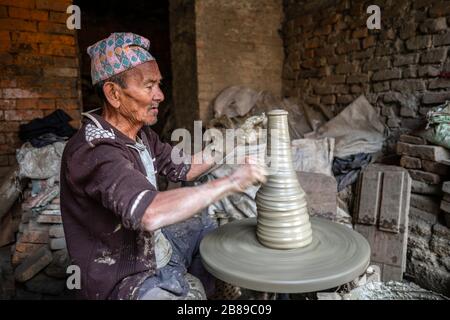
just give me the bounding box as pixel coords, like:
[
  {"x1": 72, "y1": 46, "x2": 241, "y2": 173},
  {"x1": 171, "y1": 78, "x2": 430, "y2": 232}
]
[{"x1": 60, "y1": 33, "x2": 266, "y2": 300}]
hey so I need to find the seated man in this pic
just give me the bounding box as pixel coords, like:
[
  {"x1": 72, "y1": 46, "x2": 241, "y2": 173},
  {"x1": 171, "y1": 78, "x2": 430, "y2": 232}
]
[{"x1": 60, "y1": 32, "x2": 266, "y2": 300}]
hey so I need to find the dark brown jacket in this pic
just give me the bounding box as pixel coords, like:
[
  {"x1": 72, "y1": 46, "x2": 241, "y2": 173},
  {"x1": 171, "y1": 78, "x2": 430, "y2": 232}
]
[{"x1": 60, "y1": 113, "x2": 190, "y2": 299}]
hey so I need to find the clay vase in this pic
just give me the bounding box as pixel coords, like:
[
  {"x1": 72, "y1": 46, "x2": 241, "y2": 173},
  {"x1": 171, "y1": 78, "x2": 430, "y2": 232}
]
[{"x1": 255, "y1": 110, "x2": 313, "y2": 249}]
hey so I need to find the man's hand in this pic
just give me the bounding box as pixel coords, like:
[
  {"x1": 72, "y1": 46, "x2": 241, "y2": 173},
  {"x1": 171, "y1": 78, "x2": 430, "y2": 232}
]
[{"x1": 228, "y1": 157, "x2": 268, "y2": 193}]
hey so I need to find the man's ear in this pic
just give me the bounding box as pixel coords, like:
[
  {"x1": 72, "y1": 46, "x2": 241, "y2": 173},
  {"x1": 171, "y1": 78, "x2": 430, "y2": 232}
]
[{"x1": 103, "y1": 82, "x2": 122, "y2": 109}]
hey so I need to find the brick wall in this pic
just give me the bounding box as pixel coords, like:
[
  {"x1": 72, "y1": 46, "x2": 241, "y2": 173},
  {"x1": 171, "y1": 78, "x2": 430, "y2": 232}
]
[
  {"x1": 0, "y1": 0, "x2": 82, "y2": 172},
  {"x1": 170, "y1": 0, "x2": 284, "y2": 128},
  {"x1": 283, "y1": 0, "x2": 450, "y2": 152},
  {"x1": 169, "y1": 0, "x2": 199, "y2": 131},
  {"x1": 195, "y1": 0, "x2": 284, "y2": 122}
]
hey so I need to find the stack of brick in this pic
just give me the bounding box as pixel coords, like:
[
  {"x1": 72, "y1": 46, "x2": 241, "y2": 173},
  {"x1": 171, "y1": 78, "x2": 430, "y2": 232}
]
[
  {"x1": 396, "y1": 134, "x2": 450, "y2": 296},
  {"x1": 11, "y1": 177, "x2": 71, "y2": 299},
  {"x1": 396, "y1": 134, "x2": 450, "y2": 220},
  {"x1": 439, "y1": 181, "x2": 450, "y2": 228}
]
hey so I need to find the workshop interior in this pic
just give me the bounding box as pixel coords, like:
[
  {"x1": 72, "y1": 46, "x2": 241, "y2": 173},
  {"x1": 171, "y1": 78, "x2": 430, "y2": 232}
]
[{"x1": 0, "y1": 0, "x2": 449, "y2": 301}]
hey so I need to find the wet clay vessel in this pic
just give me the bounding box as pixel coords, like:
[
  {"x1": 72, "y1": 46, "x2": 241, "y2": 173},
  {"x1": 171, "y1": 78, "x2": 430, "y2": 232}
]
[{"x1": 256, "y1": 110, "x2": 312, "y2": 249}]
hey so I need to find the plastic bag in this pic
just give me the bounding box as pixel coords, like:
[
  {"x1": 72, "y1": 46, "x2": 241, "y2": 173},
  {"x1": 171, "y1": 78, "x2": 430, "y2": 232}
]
[{"x1": 422, "y1": 101, "x2": 450, "y2": 149}]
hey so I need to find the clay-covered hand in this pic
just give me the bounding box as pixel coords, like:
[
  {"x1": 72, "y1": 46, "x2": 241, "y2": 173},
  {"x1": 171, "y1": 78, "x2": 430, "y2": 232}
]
[{"x1": 228, "y1": 157, "x2": 268, "y2": 193}]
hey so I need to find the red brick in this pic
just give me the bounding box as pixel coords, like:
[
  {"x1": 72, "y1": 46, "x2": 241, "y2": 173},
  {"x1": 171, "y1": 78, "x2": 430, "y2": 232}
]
[
  {"x1": 53, "y1": 56, "x2": 77, "y2": 67},
  {"x1": 49, "y1": 11, "x2": 67, "y2": 23},
  {"x1": 39, "y1": 43, "x2": 75, "y2": 56},
  {"x1": 0, "y1": 30, "x2": 10, "y2": 42},
  {"x1": 11, "y1": 31, "x2": 75, "y2": 45},
  {"x1": 56, "y1": 98, "x2": 78, "y2": 110},
  {"x1": 0, "y1": 79, "x2": 16, "y2": 87},
  {"x1": 0, "y1": 0, "x2": 35, "y2": 9},
  {"x1": 0, "y1": 121, "x2": 20, "y2": 132},
  {"x1": 14, "y1": 54, "x2": 52, "y2": 66},
  {"x1": 38, "y1": 99, "x2": 55, "y2": 109},
  {"x1": 14, "y1": 246, "x2": 53, "y2": 282},
  {"x1": 16, "y1": 98, "x2": 39, "y2": 109},
  {"x1": 44, "y1": 67, "x2": 77, "y2": 77},
  {"x1": 8, "y1": 7, "x2": 49, "y2": 21},
  {"x1": 12, "y1": 243, "x2": 45, "y2": 266},
  {"x1": 38, "y1": 21, "x2": 73, "y2": 35},
  {"x1": 0, "y1": 5, "x2": 7, "y2": 17},
  {"x1": 5, "y1": 109, "x2": 43, "y2": 121},
  {"x1": 0, "y1": 143, "x2": 15, "y2": 153},
  {"x1": 64, "y1": 109, "x2": 80, "y2": 121},
  {"x1": 36, "y1": 0, "x2": 71, "y2": 12},
  {"x1": 0, "y1": 111, "x2": 3, "y2": 121},
  {"x1": 0, "y1": 18, "x2": 37, "y2": 32},
  {"x1": 4, "y1": 133, "x2": 20, "y2": 147},
  {"x1": 0, "y1": 153, "x2": 7, "y2": 163},
  {"x1": 8, "y1": 155, "x2": 16, "y2": 165},
  {"x1": 3, "y1": 88, "x2": 39, "y2": 99}
]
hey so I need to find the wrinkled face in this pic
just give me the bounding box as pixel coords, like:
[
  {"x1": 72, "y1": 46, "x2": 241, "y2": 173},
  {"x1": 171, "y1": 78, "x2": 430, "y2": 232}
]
[{"x1": 118, "y1": 60, "x2": 164, "y2": 126}]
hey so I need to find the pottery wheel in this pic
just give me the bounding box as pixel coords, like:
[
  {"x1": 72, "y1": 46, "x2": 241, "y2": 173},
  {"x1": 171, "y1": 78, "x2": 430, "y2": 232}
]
[{"x1": 200, "y1": 217, "x2": 370, "y2": 293}]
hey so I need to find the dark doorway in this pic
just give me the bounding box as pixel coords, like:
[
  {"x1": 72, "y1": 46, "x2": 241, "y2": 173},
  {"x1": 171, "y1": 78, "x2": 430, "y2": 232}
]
[{"x1": 74, "y1": 0, "x2": 172, "y2": 135}]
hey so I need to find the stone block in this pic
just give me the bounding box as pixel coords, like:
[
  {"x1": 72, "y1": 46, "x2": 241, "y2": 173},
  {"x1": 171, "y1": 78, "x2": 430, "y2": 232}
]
[
  {"x1": 421, "y1": 48, "x2": 448, "y2": 64},
  {"x1": 406, "y1": 35, "x2": 432, "y2": 50},
  {"x1": 421, "y1": 159, "x2": 450, "y2": 176},
  {"x1": 397, "y1": 142, "x2": 450, "y2": 162},
  {"x1": 24, "y1": 273, "x2": 66, "y2": 295},
  {"x1": 19, "y1": 229, "x2": 49, "y2": 244},
  {"x1": 429, "y1": 78, "x2": 450, "y2": 90},
  {"x1": 356, "y1": 170, "x2": 382, "y2": 225},
  {"x1": 409, "y1": 206, "x2": 439, "y2": 227},
  {"x1": 442, "y1": 181, "x2": 450, "y2": 194},
  {"x1": 49, "y1": 225, "x2": 64, "y2": 238},
  {"x1": 393, "y1": 54, "x2": 418, "y2": 67},
  {"x1": 49, "y1": 238, "x2": 66, "y2": 250},
  {"x1": 391, "y1": 80, "x2": 426, "y2": 92},
  {"x1": 411, "y1": 179, "x2": 441, "y2": 195},
  {"x1": 445, "y1": 213, "x2": 450, "y2": 228},
  {"x1": 355, "y1": 165, "x2": 410, "y2": 281},
  {"x1": 12, "y1": 243, "x2": 45, "y2": 266},
  {"x1": 44, "y1": 249, "x2": 70, "y2": 279},
  {"x1": 423, "y1": 92, "x2": 450, "y2": 105},
  {"x1": 379, "y1": 172, "x2": 404, "y2": 233},
  {"x1": 440, "y1": 200, "x2": 450, "y2": 214},
  {"x1": 296, "y1": 172, "x2": 337, "y2": 220},
  {"x1": 400, "y1": 156, "x2": 422, "y2": 169},
  {"x1": 14, "y1": 246, "x2": 53, "y2": 282},
  {"x1": 37, "y1": 215, "x2": 62, "y2": 224},
  {"x1": 420, "y1": 18, "x2": 447, "y2": 33},
  {"x1": 372, "y1": 69, "x2": 401, "y2": 81},
  {"x1": 433, "y1": 32, "x2": 450, "y2": 47},
  {"x1": 410, "y1": 193, "x2": 441, "y2": 214},
  {"x1": 399, "y1": 134, "x2": 427, "y2": 145},
  {"x1": 409, "y1": 170, "x2": 441, "y2": 184}
]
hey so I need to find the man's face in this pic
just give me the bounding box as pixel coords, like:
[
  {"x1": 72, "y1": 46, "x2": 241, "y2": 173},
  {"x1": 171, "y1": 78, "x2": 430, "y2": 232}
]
[{"x1": 118, "y1": 60, "x2": 164, "y2": 126}]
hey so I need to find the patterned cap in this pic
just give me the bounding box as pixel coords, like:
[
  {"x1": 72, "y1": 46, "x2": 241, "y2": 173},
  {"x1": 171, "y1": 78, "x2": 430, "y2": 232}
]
[{"x1": 87, "y1": 32, "x2": 155, "y2": 85}]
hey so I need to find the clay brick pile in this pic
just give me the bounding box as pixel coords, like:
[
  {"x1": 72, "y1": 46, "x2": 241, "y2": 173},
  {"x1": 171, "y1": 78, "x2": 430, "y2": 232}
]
[
  {"x1": 396, "y1": 134, "x2": 450, "y2": 295},
  {"x1": 10, "y1": 178, "x2": 71, "y2": 299},
  {"x1": 396, "y1": 134, "x2": 450, "y2": 223}
]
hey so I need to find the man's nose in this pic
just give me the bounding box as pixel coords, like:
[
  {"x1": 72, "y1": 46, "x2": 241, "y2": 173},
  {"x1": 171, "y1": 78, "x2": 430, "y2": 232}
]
[{"x1": 153, "y1": 85, "x2": 164, "y2": 102}]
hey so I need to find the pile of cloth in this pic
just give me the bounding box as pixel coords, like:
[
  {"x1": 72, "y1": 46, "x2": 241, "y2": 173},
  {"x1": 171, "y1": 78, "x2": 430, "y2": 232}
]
[{"x1": 18, "y1": 109, "x2": 77, "y2": 148}]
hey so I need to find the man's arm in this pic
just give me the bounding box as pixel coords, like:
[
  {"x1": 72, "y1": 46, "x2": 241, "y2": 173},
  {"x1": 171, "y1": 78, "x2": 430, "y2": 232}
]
[
  {"x1": 185, "y1": 151, "x2": 216, "y2": 181},
  {"x1": 141, "y1": 162, "x2": 266, "y2": 232}
]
